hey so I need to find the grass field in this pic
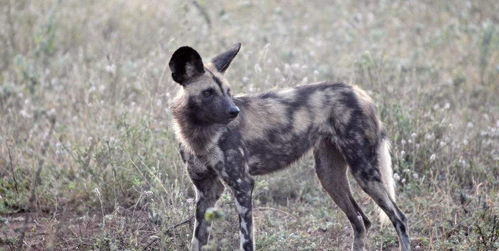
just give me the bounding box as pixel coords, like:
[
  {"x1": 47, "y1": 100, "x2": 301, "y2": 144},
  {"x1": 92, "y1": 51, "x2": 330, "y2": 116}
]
[{"x1": 0, "y1": 0, "x2": 498, "y2": 250}]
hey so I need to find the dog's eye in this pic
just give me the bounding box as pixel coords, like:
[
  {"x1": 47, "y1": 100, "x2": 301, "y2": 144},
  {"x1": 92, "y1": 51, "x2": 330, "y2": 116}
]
[{"x1": 202, "y1": 88, "x2": 216, "y2": 97}]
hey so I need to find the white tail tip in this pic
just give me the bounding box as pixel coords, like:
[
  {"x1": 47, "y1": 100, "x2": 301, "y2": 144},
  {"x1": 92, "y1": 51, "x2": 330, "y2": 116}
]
[{"x1": 378, "y1": 139, "x2": 395, "y2": 225}]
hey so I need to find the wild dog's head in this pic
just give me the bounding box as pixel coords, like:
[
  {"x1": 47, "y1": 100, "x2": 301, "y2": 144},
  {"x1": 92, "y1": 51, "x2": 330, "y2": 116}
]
[{"x1": 169, "y1": 43, "x2": 241, "y2": 125}]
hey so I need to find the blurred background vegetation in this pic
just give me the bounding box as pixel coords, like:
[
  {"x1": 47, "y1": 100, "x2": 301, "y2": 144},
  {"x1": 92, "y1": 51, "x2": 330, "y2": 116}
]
[{"x1": 0, "y1": 0, "x2": 497, "y2": 250}]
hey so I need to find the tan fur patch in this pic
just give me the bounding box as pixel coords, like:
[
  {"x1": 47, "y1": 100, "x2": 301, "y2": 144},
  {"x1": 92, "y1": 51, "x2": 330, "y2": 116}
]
[
  {"x1": 352, "y1": 85, "x2": 373, "y2": 104},
  {"x1": 292, "y1": 107, "x2": 311, "y2": 133},
  {"x1": 332, "y1": 101, "x2": 352, "y2": 131},
  {"x1": 308, "y1": 89, "x2": 341, "y2": 126},
  {"x1": 352, "y1": 85, "x2": 380, "y2": 141},
  {"x1": 184, "y1": 74, "x2": 218, "y2": 95},
  {"x1": 240, "y1": 98, "x2": 288, "y2": 140},
  {"x1": 278, "y1": 88, "x2": 297, "y2": 101}
]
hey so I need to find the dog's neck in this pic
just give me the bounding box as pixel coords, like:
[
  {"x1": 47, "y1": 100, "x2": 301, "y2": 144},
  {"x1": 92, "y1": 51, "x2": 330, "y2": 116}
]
[{"x1": 171, "y1": 99, "x2": 224, "y2": 155}]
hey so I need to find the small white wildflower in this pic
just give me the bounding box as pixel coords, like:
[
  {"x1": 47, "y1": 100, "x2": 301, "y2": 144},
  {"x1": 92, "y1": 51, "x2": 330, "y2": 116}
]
[
  {"x1": 254, "y1": 64, "x2": 262, "y2": 73},
  {"x1": 400, "y1": 150, "x2": 405, "y2": 156},
  {"x1": 459, "y1": 159, "x2": 466, "y2": 167},
  {"x1": 401, "y1": 178, "x2": 406, "y2": 184},
  {"x1": 439, "y1": 141, "x2": 446, "y2": 147},
  {"x1": 93, "y1": 187, "x2": 101, "y2": 197},
  {"x1": 425, "y1": 134, "x2": 434, "y2": 140},
  {"x1": 463, "y1": 139, "x2": 469, "y2": 145},
  {"x1": 144, "y1": 191, "x2": 153, "y2": 197},
  {"x1": 78, "y1": 216, "x2": 88, "y2": 221},
  {"x1": 443, "y1": 102, "x2": 450, "y2": 110},
  {"x1": 393, "y1": 173, "x2": 400, "y2": 181},
  {"x1": 412, "y1": 173, "x2": 419, "y2": 179},
  {"x1": 467, "y1": 122, "x2": 474, "y2": 128},
  {"x1": 186, "y1": 198, "x2": 194, "y2": 204},
  {"x1": 20, "y1": 109, "x2": 31, "y2": 118},
  {"x1": 55, "y1": 142, "x2": 64, "y2": 155},
  {"x1": 430, "y1": 154, "x2": 437, "y2": 162},
  {"x1": 411, "y1": 133, "x2": 417, "y2": 138},
  {"x1": 105, "y1": 64, "x2": 116, "y2": 74},
  {"x1": 401, "y1": 139, "x2": 406, "y2": 145},
  {"x1": 48, "y1": 108, "x2": 56, "y2": 116}
]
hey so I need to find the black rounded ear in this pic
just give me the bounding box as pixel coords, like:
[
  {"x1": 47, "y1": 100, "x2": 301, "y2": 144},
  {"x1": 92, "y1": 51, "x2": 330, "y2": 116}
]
[
  {"x1": 169, "y1": 46, "x2": 205, "y2": 85},
  {"x1": 211, "y1": 43, "x2": 241, "y2": 73}
]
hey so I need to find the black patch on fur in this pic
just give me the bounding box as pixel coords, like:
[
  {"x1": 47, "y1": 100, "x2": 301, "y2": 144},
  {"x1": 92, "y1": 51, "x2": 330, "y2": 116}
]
[
  {"x1": 397, "y1": 222, "x2": 406, "y2": 233},
  {"x1": 186, "y1": 97, "x2": 206, "y2": 125},
  {"x1": 212, "y1": 75, "x2": 224, "y2": 94},
  {"x1": 178, "y1": 144, "x2": 187, "y2": 163},
  {"x1": 246, "y1": 126, "x2": 320, "y2": 175},
  {"x1": 216, "y1": 129, "x2": 250, "y2": 184},
  {"x1": 259, "y1": 92, "x2": 279, "y2": 99}
]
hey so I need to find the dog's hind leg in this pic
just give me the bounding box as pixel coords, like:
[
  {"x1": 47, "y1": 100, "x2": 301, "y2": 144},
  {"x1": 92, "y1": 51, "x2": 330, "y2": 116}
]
[
  {"x1": 313, "y1": 139, "x2": 371, "y2": 251},
  {"x1": 189, "y1": 168, "x2": 225, "y2": 251},
  {"x1": 341, "y1": 140, "x2": 411, "y2": 251},
  {"x1": 351, "y1": 167, "x2": 410, "y2": 250}
]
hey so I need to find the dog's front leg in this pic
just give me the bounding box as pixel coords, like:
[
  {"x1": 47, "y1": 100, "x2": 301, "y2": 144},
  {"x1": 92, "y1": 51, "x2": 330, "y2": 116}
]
[
  {"x1": 213, "y1": 156, "x2": 255, "y2": 250},
  {"x1": 181, "y1": 147, "x2": 225, "y2": 251},
  {"x1": 190, "y1": 171, "x2": 224, "y2": 251},
  {"x1": 233, "y1": 177, "x2": 255, "y2": 251}
]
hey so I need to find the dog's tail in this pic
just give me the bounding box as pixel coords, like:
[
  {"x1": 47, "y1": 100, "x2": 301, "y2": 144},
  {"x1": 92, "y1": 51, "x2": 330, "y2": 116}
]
[{"x1": 378, "y1": 139, "x2": 395, "y2": 225}]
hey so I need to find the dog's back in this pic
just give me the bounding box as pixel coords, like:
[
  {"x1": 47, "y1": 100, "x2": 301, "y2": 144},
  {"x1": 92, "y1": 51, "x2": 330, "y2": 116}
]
[{"x1": 230, "y1": 82, "x2": 383, "y2": 175}]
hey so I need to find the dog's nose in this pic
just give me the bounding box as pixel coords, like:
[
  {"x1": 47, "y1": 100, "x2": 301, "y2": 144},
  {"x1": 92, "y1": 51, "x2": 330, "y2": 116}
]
[{"x1": 228, "y1": 106, "x2": 240, "y2": 118}]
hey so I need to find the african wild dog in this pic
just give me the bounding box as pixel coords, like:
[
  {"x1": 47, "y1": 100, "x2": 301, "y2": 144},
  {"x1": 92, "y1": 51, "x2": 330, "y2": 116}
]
[{"x1": 169, "y1": 43, "x2": 410, "y2": 251}]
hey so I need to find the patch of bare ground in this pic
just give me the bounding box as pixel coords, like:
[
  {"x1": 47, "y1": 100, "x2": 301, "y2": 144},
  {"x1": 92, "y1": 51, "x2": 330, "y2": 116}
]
[{"x1": 1, "y1": 207, "x2": 160, "y2": 250}]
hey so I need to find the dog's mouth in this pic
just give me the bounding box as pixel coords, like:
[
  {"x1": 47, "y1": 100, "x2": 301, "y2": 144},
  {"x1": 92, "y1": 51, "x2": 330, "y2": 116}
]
[
  {"x1": 222, "y1": 116, "x2": 237, "y2": 124},
  {"x1": 216, "y1": 115, "x2": 238, "y2": 125}
]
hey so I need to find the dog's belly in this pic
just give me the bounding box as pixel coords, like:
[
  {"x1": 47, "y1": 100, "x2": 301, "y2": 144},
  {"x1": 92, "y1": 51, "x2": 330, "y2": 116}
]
[{"x1": 245, "y1": 130, "x2": 323, "y2": 175}]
